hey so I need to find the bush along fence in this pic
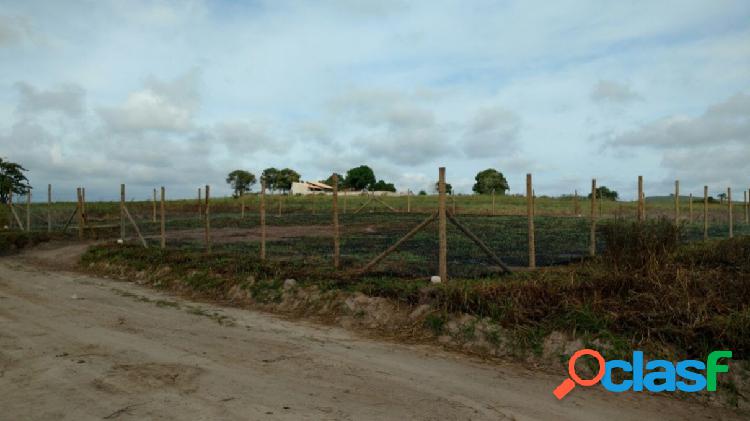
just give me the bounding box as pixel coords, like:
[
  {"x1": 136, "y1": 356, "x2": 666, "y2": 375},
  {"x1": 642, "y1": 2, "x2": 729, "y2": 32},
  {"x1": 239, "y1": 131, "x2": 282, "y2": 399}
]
[{"x1": 3, "y1": 171, "x2": 750, "y2": 279}]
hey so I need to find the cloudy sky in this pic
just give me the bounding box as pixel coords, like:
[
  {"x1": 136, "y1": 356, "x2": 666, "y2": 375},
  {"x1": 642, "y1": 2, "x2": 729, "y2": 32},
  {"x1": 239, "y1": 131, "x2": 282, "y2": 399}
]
[{"x1": 1, "y1": 0, "x2": 749, "y2": 201}]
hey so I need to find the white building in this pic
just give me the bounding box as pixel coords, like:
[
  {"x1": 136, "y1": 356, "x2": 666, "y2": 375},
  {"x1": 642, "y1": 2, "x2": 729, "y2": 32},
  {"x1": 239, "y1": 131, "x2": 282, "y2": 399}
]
[{"x1": 290, "y1": 181, "x2": 333, "y2": 195}]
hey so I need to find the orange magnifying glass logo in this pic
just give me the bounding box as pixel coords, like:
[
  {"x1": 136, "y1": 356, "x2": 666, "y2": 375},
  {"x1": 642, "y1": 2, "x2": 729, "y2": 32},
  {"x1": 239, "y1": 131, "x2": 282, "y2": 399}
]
[{"x1": 553, "y1": 349, "x2": 606, "y2": 400}]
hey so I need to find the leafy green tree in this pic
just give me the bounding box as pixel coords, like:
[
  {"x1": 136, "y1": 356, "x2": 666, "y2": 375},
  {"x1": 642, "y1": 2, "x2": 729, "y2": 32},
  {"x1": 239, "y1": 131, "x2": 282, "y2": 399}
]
[
  {"x1": 372, "y1": 179, "x2": 396, "y2": 192},
  {"x1": 0, "y1": 158, "x2": 30, "y2": 204},
  {"x1": 717, "y1": 192, "x2": 727, "y2": 204},
  {"x1": 261, "y1": 167, "x2": 279, "y2": 192},
  {"x1": 418, "y1": 190, "x2": 427, "y2": 196},
  {"x1": 323, "y1": 173, "x2": 343, "y2": 188},
  {"x1": 434, "y1": 181, "x2": 453, "y2": 195},
  {"x1": 344, "y1": 165, "x2": 376, "y2": 190},
  {"x1": 226, "y1": 170, "x2": 257, "y2": 198},
  {"x1": 587, "y1": 186, "x2": 619, "y2": 201},
  {"x1": 472, "y1": 168, "x2": 509, "y2": 195},
  {"x1": 276, "y1": 168, "x2": 301, "y2": 193}
]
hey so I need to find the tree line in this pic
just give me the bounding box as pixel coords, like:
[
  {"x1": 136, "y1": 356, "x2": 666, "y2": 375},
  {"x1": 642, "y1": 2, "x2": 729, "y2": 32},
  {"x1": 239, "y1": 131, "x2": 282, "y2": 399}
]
[{"x1": 0, "y1": 157, "x2": 628, "y2": 201}]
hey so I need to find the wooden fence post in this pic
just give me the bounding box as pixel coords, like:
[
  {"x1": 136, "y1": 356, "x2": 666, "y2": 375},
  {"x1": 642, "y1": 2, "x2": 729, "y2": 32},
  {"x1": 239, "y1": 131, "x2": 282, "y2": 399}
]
[
  {"x1": 492, "y1": 189, "x2": 496, "y2": 215},
  {"x1": 76, "y1": 187, "x2": 84, "y2": 240},
  {"x1": 241, "y1": 192, "x2": 245, "y2": 218},
  {"x1": 332, "y1": 174, "x2": 340, "y2": 269},
  {"x1": 160, "y1": 186, "x2": 166, "y2": 249},
  {"x1": 152, "y1": 188, "x2": 157, "y2": 222},
  {"x1": 637, "y1": 176, "x2": 644, "y2": 222},
  {"x1": 205, "y1": 185, "x2": 211, "y2": 252},
  {"x1": 25, "y1": 188, "x2": 31, "y2": 232},
  {"x1": 8, "y1": 190, "x2": 13, "y2": 229},
  {"x1": 198, "y1": 187, "x2": 202, "y2": 221},
  {"x1": 527, "y1": 174, "x2": 535, "y2": 268},
  {"x1": 438, "y1": 167, "x2": 447, "y2": 282},
  {"x1": 590, "y1": 179, "x2": 597, "y2": 256},
  {"x1": 407, "y1": 190, "x2": 411, "y2": 213},
  {"x1": 727, "y1": 187, "x2": 734, "y2": 238},
  {"x1": 47, "y1": 184, "x2": 51, "y2": 232},
  {"x1": 703, "y1": 185, "x2": 708, "y2": 240},
  {"x1": 689, "y1": 193, "x2": 693, "y2": 223},
  {"x1": 82, "y1": 187, "x2": 86, "y2": 225},
  {"x1": 574, "y1": 189, "x2": 580, "y2": 216},
  {"x1": 674, "y1": 180, "x2": 680, "y2": 223},
  {"x1": 745, "y1": 190, "x2": 749, "y2": 224},
  {"x1": 120, "y1": 184, "x2": 125, "y2": 240},
  {"x1": 260, "y1": 180, "x2": 266, "y2": 260}
]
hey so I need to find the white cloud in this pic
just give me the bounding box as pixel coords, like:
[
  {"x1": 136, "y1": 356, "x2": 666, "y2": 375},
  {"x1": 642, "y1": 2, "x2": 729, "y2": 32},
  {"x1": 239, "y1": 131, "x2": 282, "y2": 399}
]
[{"x1": 97, "y1": 71, "x2": 200, "y2": 133}]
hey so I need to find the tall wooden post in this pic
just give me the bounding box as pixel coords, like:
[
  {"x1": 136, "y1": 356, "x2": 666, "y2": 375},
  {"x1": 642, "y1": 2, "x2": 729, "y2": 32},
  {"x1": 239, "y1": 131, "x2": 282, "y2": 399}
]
[
  {"x1": 727, "y1": 187, "x2": 734, "y2": 238},
  {"x1": 81, "y1": 187, "x2": 86, "y2": 225},
  {"x1": 674, "y1": 180, "x2": 680, "y2": 223},
  {"x1": 590, "y1": 179, "x2": 597, "y2": 256},
  {"x1": 703, "y1": 186, "x2": 708, "y2": 240},
  {"x1": 407, "y1": 190, "x2": 411, "y2": 213},
  {"x1": 637, "y1": 176, "x2": 644, "y2": 222},
  {"x1": 25, "y1": 189, "x2": 31, "y2": 232},
  {"x1": 438, "y1": 167, "x2": 447, "y2": 282},
  {"x1": 526, "y1": 174, "x2": 535, "y2": 268},
  {"x1": 197, "y1": 187, "x2": 202, "y2": 221},
  {"x1": 120, "y1": 184, "x2": 125, "y2": 240},
  {"x1": 152, "y1": 188, "x2": 157, "y2": 222},
  {"x1": 688, "y1": 193, "x2": 693, "y2": 223},
  {"x1": 160, "y1": 186, "x2": 166, "y2": 249},
  {"x1": 573, "y1": 189, "x2": 580, "y2": 216},
  {"x1": 76, "y1": 187, "x2": 84, "y2": 240},
  {"x1": 205, "y1": 185, "x2": 211, "y2": 252},
  {"x1": 332, "y1": 174, "x2": 340, "y2": 269},
  {"x1": 47, "y1": 184, "x2": 52, "y2": 232},
  {"x1": 260, "y1": 180, "x2": 266, "y2": 260},
  {"x1": 7, "y1": 190, "x2": 13, "y2": 229}
]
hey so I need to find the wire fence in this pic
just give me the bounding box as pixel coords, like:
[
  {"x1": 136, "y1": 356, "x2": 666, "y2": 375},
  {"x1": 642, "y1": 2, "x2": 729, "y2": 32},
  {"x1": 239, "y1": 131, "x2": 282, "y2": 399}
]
[{"x1": 2, "y1": 175, "x2": 749, "y2": 279}]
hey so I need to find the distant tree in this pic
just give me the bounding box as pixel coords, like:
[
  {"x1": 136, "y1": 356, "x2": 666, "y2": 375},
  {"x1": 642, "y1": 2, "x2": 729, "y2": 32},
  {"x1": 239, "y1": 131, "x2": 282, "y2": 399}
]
[
  {"x1": 323, "y1": 173, "x2": 343, "y2": 188},
  {"x1": 434, "y1": 182, "x2": 453, "y2": 195},
  {"x1": 587, "y1": 186, "x2": 618, "y2": 201},
  {"x1": 344, "y1": 165, "x2": 376, "y2": 190},
  {"x1": 372, "y1": 179, "x2": 396, "y2": 192},
  {"x1": 472, "y1": 169, "x2": 509, "y2": 195},
  {"x1": 717, "y1": 192, "x2": 727, "y2": 204},
  {"x1": 261, "y1": 167, "x2": 279, "y2": 192},
  {"x1": 0, "y1": 158, "x2": 30, "y2": 204},
  {"x1": 418, "y1": 190, "x2": 427, "y2": 196},
  {"x1": 276, "y1": 168, "x2": 301, "y2": 193},
  {"x1": 226, "y1": 170, "x2": 256, "y2": 198}
]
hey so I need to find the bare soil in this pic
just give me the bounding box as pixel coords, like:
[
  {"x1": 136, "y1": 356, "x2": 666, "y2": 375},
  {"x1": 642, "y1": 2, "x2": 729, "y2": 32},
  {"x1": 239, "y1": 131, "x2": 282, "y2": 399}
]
[{"x1": 0, "y1": 244, "x2": 744, "y2": 420}]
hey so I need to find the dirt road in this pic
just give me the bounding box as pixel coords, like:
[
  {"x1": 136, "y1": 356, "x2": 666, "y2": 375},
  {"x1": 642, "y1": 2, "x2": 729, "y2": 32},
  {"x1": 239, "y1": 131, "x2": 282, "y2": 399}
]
[{"x1": 0, "y1": 251, "x2": 742, "y2": 420}]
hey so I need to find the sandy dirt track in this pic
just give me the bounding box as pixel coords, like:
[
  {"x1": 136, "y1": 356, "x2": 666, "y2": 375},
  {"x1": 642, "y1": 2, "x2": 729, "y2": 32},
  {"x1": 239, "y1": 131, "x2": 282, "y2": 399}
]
[{"x1": 0, "y1": 251, "x2": 743, "y2": 420}]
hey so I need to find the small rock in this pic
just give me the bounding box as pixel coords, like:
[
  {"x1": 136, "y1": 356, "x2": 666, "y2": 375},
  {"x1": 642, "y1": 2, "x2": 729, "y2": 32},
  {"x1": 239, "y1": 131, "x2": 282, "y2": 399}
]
[
  {"x1": 116, "y1": 239, "x2": 124, "y2": 244},
  {"x1": 70, "y1": 294, "x2": 80, "y2": 300},
  {"x1": 283, "y1": 279, "x2": 297, "y2": 290},
  {"x1": 430, "y1": 275, "x2": 441, "y2": 284}
]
